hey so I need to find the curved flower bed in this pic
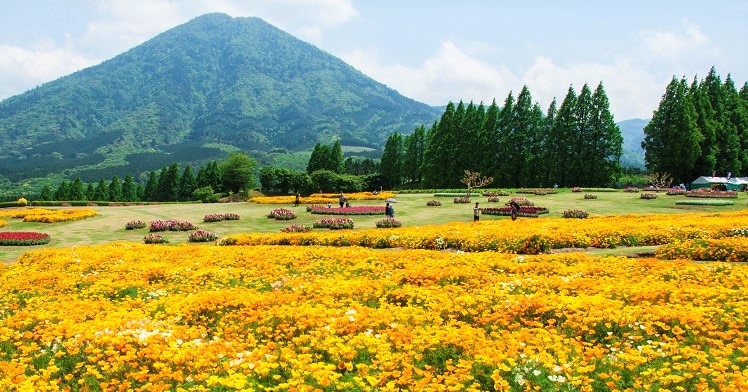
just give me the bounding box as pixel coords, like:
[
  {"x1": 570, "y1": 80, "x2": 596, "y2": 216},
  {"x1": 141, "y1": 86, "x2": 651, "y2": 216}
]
[
  {"x1": 308, "y1": 205, "x2": 385, "y2": 215},
  {"x1": 203, "y1": 213, "x2": 240, "y2": 222},
  {"x1": 4, "y1": 243, "x2": 748, "y2": 390},
  {"x1": 143, "y1": 233, "x2": 168, "y2": 244},
  {"x1": 686, "y1": 190, "x2": 739, "y2": 198},
  {"x1": 187, "y1": 230, "x2": 219, "y2": 242},
  {"x1": 562, "y1": 209, "x2": 589, "y2": 219},
  {"x1": 220, "y1": 211, "x2": 748, "y2": 254},
  {"x1": 125, "y1": 220, "x2": 146, "y2": 230},
  {"x1": 0, "y1": 208, "x2": 97, "y2": 223},
  {"x1": 280, "y1": 224, "x2": 312, "y2": 233},
  {"x1": 0, "y1": 231, "x2": 51, "y2": 245}
]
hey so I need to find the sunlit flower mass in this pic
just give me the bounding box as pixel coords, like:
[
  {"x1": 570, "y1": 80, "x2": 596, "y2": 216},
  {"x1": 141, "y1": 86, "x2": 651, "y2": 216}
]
[{"x1": 1, "y1": 211, "x2": 748, "y2": 390}]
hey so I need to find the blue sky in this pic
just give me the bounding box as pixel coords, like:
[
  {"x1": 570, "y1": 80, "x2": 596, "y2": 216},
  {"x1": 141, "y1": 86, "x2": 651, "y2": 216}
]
[{"x1": 1, "y1": 0, "x2": 746, "y2": 120}]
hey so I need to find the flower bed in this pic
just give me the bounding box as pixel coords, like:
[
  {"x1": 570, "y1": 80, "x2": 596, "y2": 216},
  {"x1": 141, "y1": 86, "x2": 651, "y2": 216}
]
[
  {"x1": 313, "y1": 217, "x2": 354, "y2": 230},
  {"x1": 250, "y1": 192, "x2": 395, "y2": 204},
  {"x1": 675, "y1": 200, "x2": 734, "y2": 206},
  {"x1": 266, "y1": 208, "x2": 298, "y2": 220},
  {"x1": 584, "y1": 194, "x2": 597, "y2": 199},
  {"x1": 434, "y1": 193, "x2": 471, "y2": 197},
  {"x1": 686, "y1": 189, "x2": 739, "y2": 198},
  {"x1": 280, "y1": 224, "x2": 312, "y2": 233},
  {"x1": 375, "y1": 217, "x2": 402, "y2": 228},
  {"x1": 640, "y1": 193, "x2": 658, "y2": 199},
  {"x1": 203, "y1": 213, "x2": 240, "y2": 222},
  {"x1": 426, "y1": 200, "x2": 442, "y2": 206},
  {"x1": 481, "y1": 206, "x2": 549, "y2": 218},
  {"x1": 562, "y1": 209, "x2": 589, "y2": 219},
  {"x1": 308, "y1": 205, "x2": 385, "y2": 215},
  {"x1": 508, "y1": 197, "x2": 534, "y2": 206},
  {"x1": 487, "y1": 196, "x2": 500, "y2": 203},
  {"x1": 656, "y1": 237, "x2": 748, "y2": 262},
  {"x1": 666, "y1": 188, "x2": 687, "y2": 195},
  {"x1": 149, "y1": 220, "x2": 197, "y2": 232},
  {"x1": 453, "y1": 196, "x2": 471, "y2": 203},
  {"x1": 125, "y1": 220, "x2": 146, "y2": 230},
  {"x1": 0, "y1": 208, "x2": 97, "y2": 223},
  {"x1": 624, "y1": 187, "x2": 640, "y2": 193},
  {"x1": 482, "y1": 190, "x2": 510, "y2": 196},
  {"x1": 143, "y1": 233, "x2": 168, "y2": 244},
  {"x1": 0, "y1": 231, "x2": 51, "y2": 245},
  {"x1": 516, "y1": 188, "x2": 557, "y2": 194},
  {"x1": 187, "y1": 230, "x2": 219, "y2": 242}
]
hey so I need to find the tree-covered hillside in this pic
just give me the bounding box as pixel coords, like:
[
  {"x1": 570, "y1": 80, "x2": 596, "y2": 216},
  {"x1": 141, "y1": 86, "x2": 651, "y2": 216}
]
[{"x1": 0, "y1": 13, "x2": 441, "y2": 183}]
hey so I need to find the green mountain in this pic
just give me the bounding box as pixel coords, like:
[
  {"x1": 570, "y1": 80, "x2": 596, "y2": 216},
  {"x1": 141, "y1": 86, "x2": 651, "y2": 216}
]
[
  {"x1": 618, "y1": 118, "x2": 648, "y2": 169},
  {"x1": 0, "y1": 13, "x2": 441, "y2": 182}
]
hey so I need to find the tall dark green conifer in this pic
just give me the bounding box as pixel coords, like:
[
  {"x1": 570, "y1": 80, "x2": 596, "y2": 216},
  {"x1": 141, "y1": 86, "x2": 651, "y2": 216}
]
[
  {"x1": 93, "y1": 179, "x2": 109, "y2": 201},
  {"x1": 690, "y1": 76, "x2": 718, "y2": 177},
  {"x1": 724, "y1": 75, "x2": 748, "y2": 175},
  {"x1": 588, "y1": 82, "x2": 623, "y2": 186},
  {"x1": 547, "y1": 87, "x2": 577, "y2": 187},
  {"x1": 108, "y1": 176, "x2": 122, "y2": 202},
  {"x1": 703, "y1": 67, "x2": 740, "y2": 176},
  {"x1": 330, "y1": 140, "x2": 345, "y2": 174},
  {"x1": 69, "y1": 178, "x2": 86, "y2": 201},
  {"x1": 402, "y1": 125, "x2": 426, "y2": 184},
  {"x1": 54, "y1": 180, "x2": 70, "y2": 201},
  {"x1": 178, "y1": 165, "x2": 197, "y2": 201},
  {"x1": 423, "y1": 102, "x2": 458, "y2": 188},
  {"x1": 379, "y1": 133, "x2": 403, "y2": 189},
  {"x1": 122, "y1": 174, "x2": 137, "y2": 202},
  {"x1": 144, "y1": 171, "x2": 158, "y2": 201}
]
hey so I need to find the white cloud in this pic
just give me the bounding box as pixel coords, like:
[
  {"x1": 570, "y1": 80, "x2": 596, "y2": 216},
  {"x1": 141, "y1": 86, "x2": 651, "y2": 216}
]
[
  {"x1": 342, "y1": 40, "x2": 519, "y2": 107},
  {"x1": 0, "y1": 43, "x2": 97, "y2": 98},
  {"x1": 640, "y1": 18, "x2": 710, "y2": 60}
]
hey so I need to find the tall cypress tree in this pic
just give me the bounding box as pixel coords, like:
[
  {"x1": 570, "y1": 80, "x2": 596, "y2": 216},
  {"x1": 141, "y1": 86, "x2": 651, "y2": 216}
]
[
  {"x1": 122, "y1": 174, "x2": 137, "y2": 202},
  {"x1": 540, "y1": 98, "x2": 558, "y2": 187},
  {"x1": 588, "y1": 82, "x2": 623, "y2": 186},
  {"x1": 690, "y1": 76, "x2": 718, "y2": 177},
  {"x1": 69, "y1": 177, "x2": 85, "y2": 201},
  {"x1": 547, "y1": 87, "x2": 577, "y2": 187},
  {"x1": 85, "y1": 183, "x2": 95, "y2": 201},
  {"x1": 93, "y1": 179, "x2": 109, "y2": 201},
  {"x1": 379, "y1": 133, "x2": 403, "y2": 189},
  {"x1": 402, "y1": 125, "x2": 426, "y2": 184},
  {"x1": 703, "y1": 67, "x2": 740, "y2": 176},
  {"x1": 108, "y1": 176, "x2": 122, "y2": 202},
  {"x1": 330, "y1": 140, "x2": 345, "y2": 174},
  {"x1": 178, "y1": 165, "x2": 197, "y2": 201},
  {"x1": 494, "y1": 93, "x2": 516, "y2": 187},
  {"x1": 54, "y1": 180, "x2": 70, "y2": 201},
  {"x1": 479, "y1": 100, "x2": 500, "y2": 178},
  {"x1": 144, "y1": 171, "x2": 158, "y2": 201},
  {"x1": 724, "y1": 75, "x2": 748, "y2": 175},
  {"x1": 423, "y1": 102, "x2": 457, "y2": 188}
]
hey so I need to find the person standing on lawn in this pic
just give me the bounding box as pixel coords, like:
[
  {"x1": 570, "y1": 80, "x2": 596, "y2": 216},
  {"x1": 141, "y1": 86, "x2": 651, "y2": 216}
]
[{"x1": 473, "y1": 202, "x2": 481, "y2": 221}]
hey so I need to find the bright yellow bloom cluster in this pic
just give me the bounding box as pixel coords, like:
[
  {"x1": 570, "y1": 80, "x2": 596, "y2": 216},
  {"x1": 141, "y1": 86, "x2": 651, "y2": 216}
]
[
  {"x1": 1, "y1": 243, "x2": 747, "y2": 390},
  {"x1": 221, "y1": 211, "x2": 748, "y2": 254},
  {"x1": 657, "y1": 236, "x2": 748, "y2": 262},
  {"x1": 250, "y1": 192, "x2": 396, "y2": 204},
  {"x1": 0, "y1": 219, "x2": 6, "y2": 228},
  {"x1": 0, "y1": 208, "x2": 98, "y2": 223}
]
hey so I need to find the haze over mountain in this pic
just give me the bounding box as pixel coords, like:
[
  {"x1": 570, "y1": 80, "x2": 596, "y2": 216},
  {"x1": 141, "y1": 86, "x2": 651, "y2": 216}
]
[{"x1": 0, "y1": 13, "x2": 441, "y2": 182}]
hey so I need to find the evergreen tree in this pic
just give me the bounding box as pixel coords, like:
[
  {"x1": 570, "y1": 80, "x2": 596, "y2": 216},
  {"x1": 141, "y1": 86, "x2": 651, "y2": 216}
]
[
  {"x1": 108, "y1": 176, "x2": 122, "y2": 202},
  {"x1": 588, "y1": 82, "x2": 623, "y2": 186},
  {"x1": 85, "y1": 183, "x2": 95, "y2": 201},
  {"x1": 144, "y1": 171, "x2": 158, "y2": 202},
  {"x1": 379, "y1": 133, "x2": 403, "y2": 189},
  {"x1": 402, "y1": 125, "x2": 427, "y2": 184},
  {"x1": 494, "y1": 92, "x2": 516, "y2": 187},
  {"x1": 540, "y1": 98, "x2": 558, "y2": 186},
  {"x1": 423, "y1": 102, "x2": 459, "y2": 188},
  {"x1": 643, "y1": 77, "x2": 702, "y2": 183},
  {"x1": 307, "y1": 143, "x2": 331, "y2": 174},
  {"x1": 330, "y1": 140, "x2": 345, "y2": 174},
  {"x1": 724, "y1": 75, "x2": 748, "y2": 175},
  {"x1": 690, "y1": 76, "x2": 718, "y2": 177},
  {"x1": 93, "y1": 179, "x2": 110, "y2": 201},
  {"x1": 69, "y1": 177, "x2": 86, "y2": 201},
  {"x1": 39, "y1": 185, "x2": 52, "y2": 201},
  {"x1": 135, "y1": 182, "x2": 145, "y2": 201},
  {"x1": 547, "y1": 87, "x2": 578, "y2": 187},
  {"x1": 178, "y1": 165, "x2": 197, "y2": 201},
  {"x1": 205, "y1": 161, "x2": 223, "y2": 193},
  {"x1": 479, "y1": 100, "x2": 500, "y2": 178},
  {"x1": 571, "y1": 84, "x2": 595, "y2": 186},
  {"x1": 54, "y1": 180, "x2": 70, "y2": 201},
  {"x1": 703, "y1": 67, "x2": 740, "y2": 176},
  {"x1": 157, "y1": 164, "x2": 180, "y2": 201},
  {"x1": 122, "y1": 174, "x2": 137, "y2": 202}
]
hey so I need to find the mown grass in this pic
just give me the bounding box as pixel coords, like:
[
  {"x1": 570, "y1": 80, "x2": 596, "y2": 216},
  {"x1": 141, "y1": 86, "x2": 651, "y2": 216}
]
[{"x1": 1, "y1": 189, "x2": 745, "y2": 262}]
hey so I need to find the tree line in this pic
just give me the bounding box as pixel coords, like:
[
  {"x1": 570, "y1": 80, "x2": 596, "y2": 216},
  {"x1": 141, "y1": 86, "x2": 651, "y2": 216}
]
[
  {"x1": 642, "y1": 67, "x2": 748, "y2": 184},
  {"x1": 379, "y1": 83, "x2": 623, "y2": 189}
]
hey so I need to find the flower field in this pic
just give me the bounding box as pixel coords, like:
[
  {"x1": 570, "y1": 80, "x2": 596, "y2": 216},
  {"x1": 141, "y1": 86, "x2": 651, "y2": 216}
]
[
  {"x1": 0, "y1": 208, "x2": 97, "y2": 223},
  {"x1": 1, "y1": 242, "x2": 748, "y2": 391},
  {"x1": 219, "y1": 211, "x2": 748, "y2": 254},
  {"x1": 250, "y1": 192, "x2": 396, "y2": 205}
]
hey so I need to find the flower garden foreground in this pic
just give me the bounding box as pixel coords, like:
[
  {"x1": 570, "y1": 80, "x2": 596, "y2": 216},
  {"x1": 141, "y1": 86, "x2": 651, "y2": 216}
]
[{"x1": 1, "y1": 242, "x2": 748, "y2": 391}]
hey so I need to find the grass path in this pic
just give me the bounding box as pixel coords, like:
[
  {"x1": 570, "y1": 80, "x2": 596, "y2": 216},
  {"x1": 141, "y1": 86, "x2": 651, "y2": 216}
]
[{"x1": 2, "y1": 190, "x2": 745, "y2": 262}]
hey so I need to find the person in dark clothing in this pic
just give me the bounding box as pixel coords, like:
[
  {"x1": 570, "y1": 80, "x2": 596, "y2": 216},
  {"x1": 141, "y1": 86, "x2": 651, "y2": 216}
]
[
  {"x1": 294, "y1": 192, "x2": 300, "y2": 207},
  {"x1": 473, "y1": 202, "x2": 481, "y2": 221},
  {"x1": 509, "y1": 200, "x2": 521, "y2": 220}
]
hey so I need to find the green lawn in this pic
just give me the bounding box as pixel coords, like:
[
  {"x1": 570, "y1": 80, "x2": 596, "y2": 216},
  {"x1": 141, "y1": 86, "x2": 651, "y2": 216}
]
[{"x1": 1, "y1": 189, "x2": 745, "y2": 262}]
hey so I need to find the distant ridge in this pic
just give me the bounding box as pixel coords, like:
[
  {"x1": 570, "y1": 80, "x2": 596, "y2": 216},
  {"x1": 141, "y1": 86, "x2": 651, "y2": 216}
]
[{"x1": 0, "y1": 13, "x2": 441, "y2": 182}]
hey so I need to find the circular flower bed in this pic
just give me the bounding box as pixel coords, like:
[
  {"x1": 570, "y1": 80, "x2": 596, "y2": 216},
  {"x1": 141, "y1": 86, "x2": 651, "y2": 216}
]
[
  {"x1": 267, "y1": 208, "x2": 297, "y2": 220},
  {"x1": 188, "y1": 230, "x2": 219, "y2": 242},
  {"x1": 426, "y1": 200, "x2": 442, "y2": 206},
  {"x1": 0, "y1": 231, "x2": 51, "y2": 245},
  {"x1": 375, "y1": 217, "x2": 402, "y2": 228},
  {"x1": 125, "y1": 220, "x2": 146, "y2": 230},
  {"x1": 143, "y1": 233, "x2": 168, "y2": 244}
]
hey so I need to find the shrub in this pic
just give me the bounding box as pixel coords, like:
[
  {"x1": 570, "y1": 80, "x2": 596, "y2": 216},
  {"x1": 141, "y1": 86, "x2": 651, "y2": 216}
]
[
  {"x1": 453, "y1": 196, "x2": 471, "y2": 203},
  {"x1": 375, "y1": 218, "x2": 402, "y2": 228},
  {"x1": 624, "y1": 187, "x2": 640, "y2": 193},
  {"x1": 125, "y1": 220, "x2": 146, "y2": 230},
  {"x1": 143, "y1": 233, "x2": 168, "y2": 244},
  {"x1": 584, "y1": 194, "x2": 597, "y2": 200},
  {"x1": 640, "y1": 193, "x2": 658, "y2": 199},
  {"x1": 267, "y1": 208, "x2": 297, "y2": 220},
  {"x1": 562, "y1": 209, "x2": 589, "y2": 219},
  {"x1": 426, "y1": 200, "x2": 442, "y2": 206},
  {"x1": 280, "y1": 224, "x2": 312, "y2": 233},
  {"x1": 0, "y1": 231, "x2": 51, "y2": 245},
  {"x1": 188, "y1": 230, "x2": 219, "y2": 242}
]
